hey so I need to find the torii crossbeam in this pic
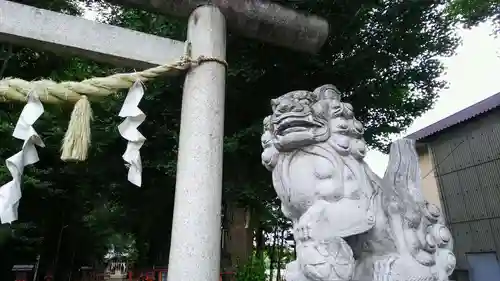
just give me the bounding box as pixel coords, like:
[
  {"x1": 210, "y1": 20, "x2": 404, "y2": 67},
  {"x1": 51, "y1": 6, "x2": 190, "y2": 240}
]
[{"x1": 108, "y1": 0, "x2": 329, "y2": 53}]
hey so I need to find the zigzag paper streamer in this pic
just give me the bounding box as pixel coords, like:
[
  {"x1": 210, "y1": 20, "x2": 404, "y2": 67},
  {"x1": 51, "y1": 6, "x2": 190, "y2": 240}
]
[
  {"x1": 118, "y1": 81, "x2": 146, "y2": 187},
  {"x1": 0, "y1": 93, "x2": 45, "y2": 224}
]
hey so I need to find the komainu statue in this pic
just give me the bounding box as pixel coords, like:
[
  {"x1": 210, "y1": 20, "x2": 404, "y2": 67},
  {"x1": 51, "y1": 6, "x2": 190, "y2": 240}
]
[{"x1": 261, "y1": 85, "x2": 456, "y2": 281}]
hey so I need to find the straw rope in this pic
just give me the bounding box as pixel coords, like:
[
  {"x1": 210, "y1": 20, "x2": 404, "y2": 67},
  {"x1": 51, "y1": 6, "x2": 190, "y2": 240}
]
[
  {"x1": 0, "y1": 42, "x2": 228, "y2": 162},
  {"x1": 0, "y1": 44, "x2": 227, "y2": 104}
]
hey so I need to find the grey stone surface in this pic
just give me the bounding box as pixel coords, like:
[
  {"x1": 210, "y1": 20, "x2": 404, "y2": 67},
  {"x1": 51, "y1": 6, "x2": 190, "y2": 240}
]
[
  {"x1": 0, "y1": 1, "x2": 185, "y2": 69},
  {"x1": 108, "y1": 0, "x2": 329, "y2": 53},
  {"x1": 167, "y1": 6, "x2": 226, "y2": 281},
  {"x1": 261, "y1": 85, "x2": 456, "y2": 281}
]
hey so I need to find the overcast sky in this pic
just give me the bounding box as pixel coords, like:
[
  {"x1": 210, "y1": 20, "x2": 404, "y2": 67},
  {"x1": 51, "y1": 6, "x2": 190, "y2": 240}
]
[{"x1": 364, "y1": 21, "x2": 500, "y2": 176}]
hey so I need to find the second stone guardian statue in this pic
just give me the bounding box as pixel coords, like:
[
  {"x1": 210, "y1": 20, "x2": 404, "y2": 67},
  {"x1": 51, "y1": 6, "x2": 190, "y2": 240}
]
[{"x1": 261, "y1": 85, "x2": 456, "y2": 281}]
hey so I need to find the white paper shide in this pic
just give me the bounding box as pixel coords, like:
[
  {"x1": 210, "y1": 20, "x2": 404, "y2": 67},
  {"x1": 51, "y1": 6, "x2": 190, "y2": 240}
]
[
  {"x1": 0, "y1": 93, "x2": 45, "y2": 224},
  {"x1": 118, "y1": 81, "x2": 146, "y2": 187}
]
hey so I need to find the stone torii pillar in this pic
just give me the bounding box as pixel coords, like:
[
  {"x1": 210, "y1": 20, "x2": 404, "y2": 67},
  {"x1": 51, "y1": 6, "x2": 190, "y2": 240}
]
[{"x1": 109, "y1": 1, "x2": 329, "y2": 281}]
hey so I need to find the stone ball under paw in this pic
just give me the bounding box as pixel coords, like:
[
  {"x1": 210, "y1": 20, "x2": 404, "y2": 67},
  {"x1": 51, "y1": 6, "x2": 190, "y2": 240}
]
[{"x1": 297, "y1": 237, "x2": 354, "y2": 281}]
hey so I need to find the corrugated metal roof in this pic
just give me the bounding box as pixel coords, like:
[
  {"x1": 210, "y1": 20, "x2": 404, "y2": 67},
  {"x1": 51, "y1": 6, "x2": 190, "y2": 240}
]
[{"x1": 406, "y1": 91, "x2": 500, "y2": 141}]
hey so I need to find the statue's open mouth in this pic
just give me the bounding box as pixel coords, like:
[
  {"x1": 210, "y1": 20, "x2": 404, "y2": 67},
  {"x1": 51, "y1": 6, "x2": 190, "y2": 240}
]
[{"x1": 275, "y1": 115, "x2": 322, "y2": 136}]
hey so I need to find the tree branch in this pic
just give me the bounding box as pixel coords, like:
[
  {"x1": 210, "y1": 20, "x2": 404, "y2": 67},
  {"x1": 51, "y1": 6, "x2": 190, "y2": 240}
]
[{"x1": 0, "y1": 44, "x2": 14, "y2": 78}]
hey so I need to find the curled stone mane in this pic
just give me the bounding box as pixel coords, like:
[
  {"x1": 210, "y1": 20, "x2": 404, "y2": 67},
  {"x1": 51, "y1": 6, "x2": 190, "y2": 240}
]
[{"x1": 313, "y1": 85, "x2": 367, "y2": 160}]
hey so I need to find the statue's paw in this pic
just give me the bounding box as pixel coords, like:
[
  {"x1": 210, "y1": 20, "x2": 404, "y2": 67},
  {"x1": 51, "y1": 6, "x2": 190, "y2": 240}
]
[
  {"x1": 294, "y1": 201, "x2": 331, "y2": 243},
  {"x1": 285, "y1": 261, "x2": 308, "y2": 281}
]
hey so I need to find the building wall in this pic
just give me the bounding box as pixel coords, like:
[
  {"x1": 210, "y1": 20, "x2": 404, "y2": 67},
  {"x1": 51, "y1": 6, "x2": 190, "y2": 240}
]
[
  {"x1": 426, "y1": 108, "x2": 500, "y2": 271},
  {"x1": 416, "y1": 146, "x2": 443, "y2": 211}
]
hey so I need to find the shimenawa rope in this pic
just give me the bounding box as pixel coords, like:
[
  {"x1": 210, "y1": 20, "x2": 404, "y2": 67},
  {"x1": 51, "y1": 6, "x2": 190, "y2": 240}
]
[{"x1": 0, "y1": 42, "x2": 228, "y2": 161}]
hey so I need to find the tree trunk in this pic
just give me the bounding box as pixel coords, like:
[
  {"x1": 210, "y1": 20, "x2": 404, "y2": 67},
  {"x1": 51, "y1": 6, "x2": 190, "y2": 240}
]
[
  {"x1": 225, "y1": 204, "x2": 253, "y2": 278},
  {"x1": 221, "y1": 203, "x2": 232, "y2": 280},
  {"x1": 275, "y1": 229, "x2": 285, "y2": 281},
  {"x1": 269, "y1": 227, "x2": 278, "y2": 281},
  {"x1": 255, "y1": 226, "x2": 265, "y2": 259},
  {"x1": 67, "y1": 249, "x2": 76, "y2": 281}
]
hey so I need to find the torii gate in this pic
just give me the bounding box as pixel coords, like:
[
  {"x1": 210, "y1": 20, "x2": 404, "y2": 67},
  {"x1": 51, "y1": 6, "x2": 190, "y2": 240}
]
[{"x1": 0, "y1": 1, "x2": 328, "y2": 281}]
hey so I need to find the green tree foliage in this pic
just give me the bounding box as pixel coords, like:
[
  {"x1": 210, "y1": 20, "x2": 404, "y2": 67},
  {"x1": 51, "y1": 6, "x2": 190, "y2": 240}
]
[
  {"x1": 448, "y1": 0, "x2": 500, "y2": 32},
  {"x1": 235, "y1": 254, "x2": 267, "y2": 281},
  {"x1": 0, "y1": 0, "x2": 459, "y2": 279}
]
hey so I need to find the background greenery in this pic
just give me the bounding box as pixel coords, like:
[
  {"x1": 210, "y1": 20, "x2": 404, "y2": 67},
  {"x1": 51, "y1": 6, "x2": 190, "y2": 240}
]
[{"x1": 448, "y1": 0, "x2": 500, "y2": 33}]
